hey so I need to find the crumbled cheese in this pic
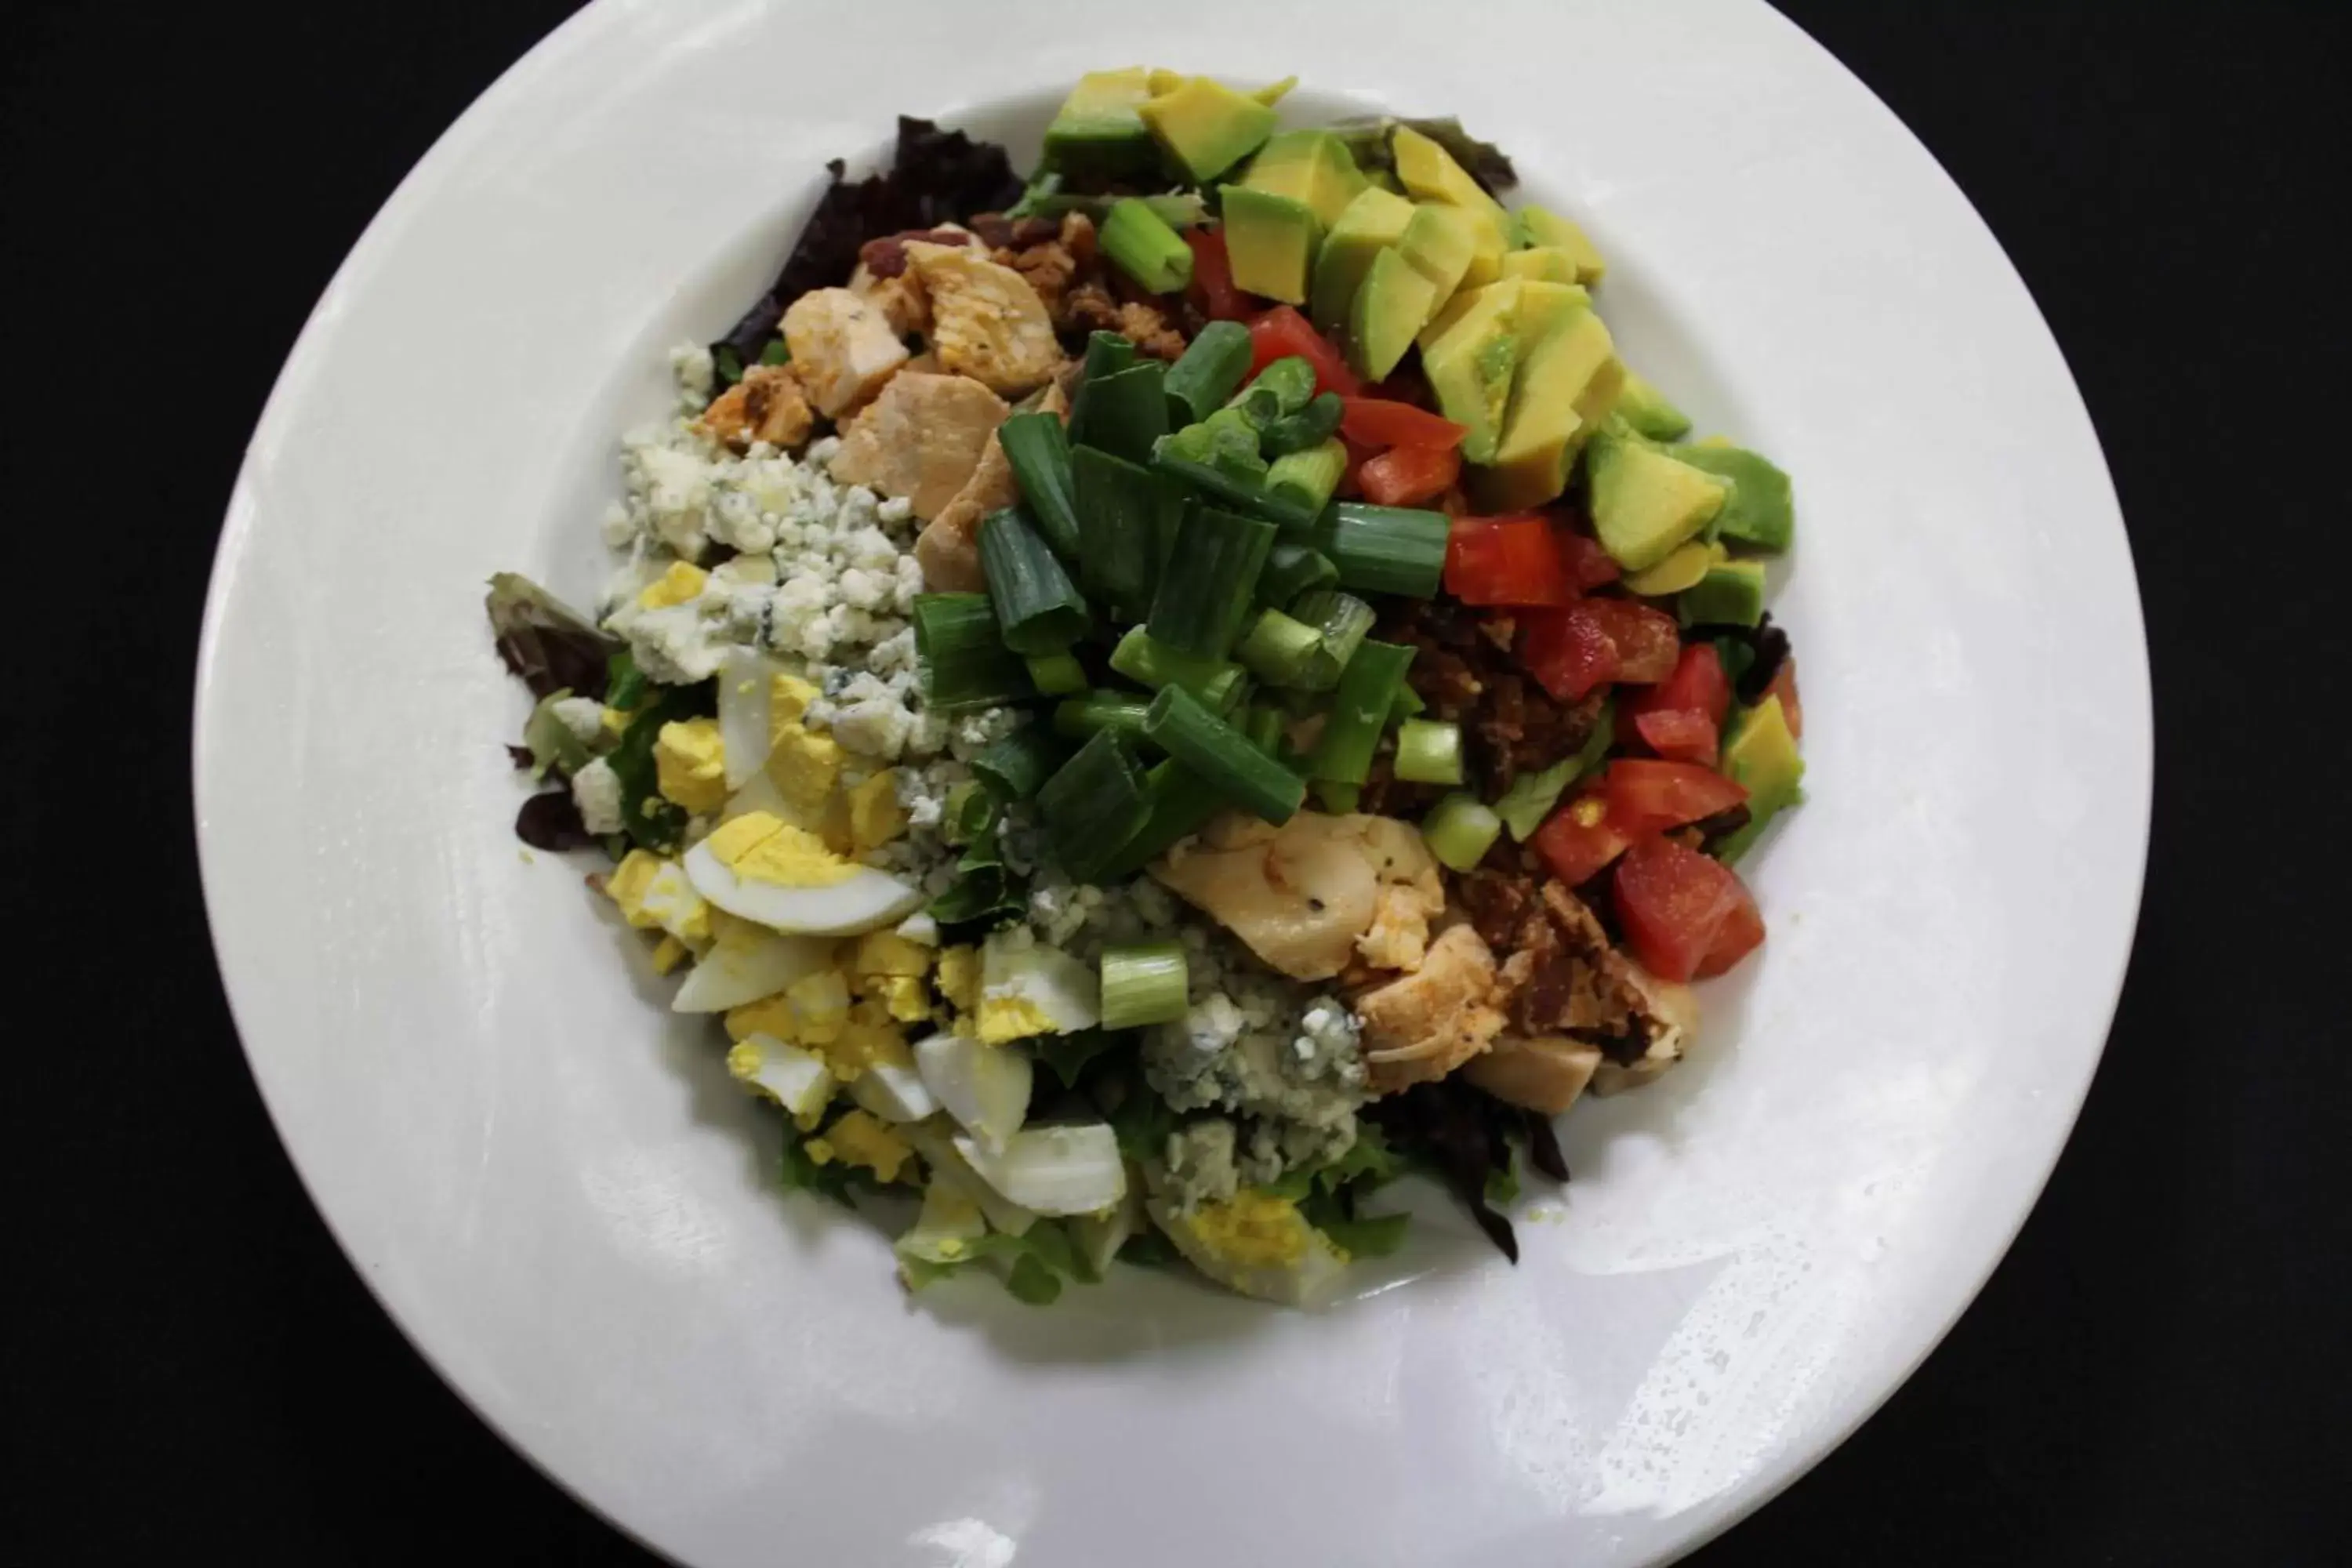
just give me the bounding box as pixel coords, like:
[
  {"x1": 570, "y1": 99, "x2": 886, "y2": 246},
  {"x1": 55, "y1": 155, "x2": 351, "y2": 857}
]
[
  {"x1": 571, "y1": 757, "x2": 623, "y2": 836},
  {"x1": 550, "y1": 695, "x2": 606, "y2": 746}
]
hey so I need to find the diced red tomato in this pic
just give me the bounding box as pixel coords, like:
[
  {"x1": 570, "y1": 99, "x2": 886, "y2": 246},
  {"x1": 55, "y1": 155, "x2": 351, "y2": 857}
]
[
  {"x1": 1556, "y1": 530, "x2": 1621, "y2": 592},
  {"x1": 1446, "y1": 515, "x2": 1574, "y2": 606},
  {"x1": 1336, "y1": 434, "x2": 1380, "y2": 499},
  {"x1": 1519, "y1": 603, "x2": 1621, "y2": 699},
  {"x1": 1246, "y1": 306, "x2": 1362, "y2": 395},
  {"x1": 1632, "y1": 708, "x2": 1720, "y2": 765},
  {"x1": 1532, "y1": 792, "x2": 1632, "y2": 887},
  {"x1": 1581, "y1": 598, "x2": 1681, "y2": 682},
  {"x1": 1612, "y1": 837, "x2": 1762, "y2": 982},
  {"x1": 1360, "y1": 445, "x2": 1461, "y2": 507},
  {"x1": 1338, "y1": 397, "x2": 1467, "y2": 452},
  {"x1": 1184, "y1": 230, "x2": 1250, "y2": 322},
  {"x1": 1695, "y1": 887, "x2": 1766, "y2": 979},
  {"x1": 1602, "y1": 758, "x2": 1748, "y2": 834},
  {"x1": 1638, "y1": 644, "x2": 1733, "y2": 728},
  {"x1": 1766, "y1": 657, "x2": 1804, "y2": 739}
]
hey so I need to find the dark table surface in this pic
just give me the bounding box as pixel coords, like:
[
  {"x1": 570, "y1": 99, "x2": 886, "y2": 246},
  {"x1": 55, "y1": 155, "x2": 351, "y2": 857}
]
[{"x1": 10, "y1": 2, "x2": 2345, "y2": 1562}]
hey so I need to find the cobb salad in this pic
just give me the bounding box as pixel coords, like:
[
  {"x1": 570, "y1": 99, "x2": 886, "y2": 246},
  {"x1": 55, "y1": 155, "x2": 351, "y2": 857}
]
[{"x1": 489, "y1": 69, "x2": 1805, "y2": 1308}]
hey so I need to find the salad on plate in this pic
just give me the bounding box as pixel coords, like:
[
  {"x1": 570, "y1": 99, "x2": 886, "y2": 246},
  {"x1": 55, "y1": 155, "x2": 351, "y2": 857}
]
[{"x1": 488, "y1": 67, "x2": 1806, "y2": 1308}]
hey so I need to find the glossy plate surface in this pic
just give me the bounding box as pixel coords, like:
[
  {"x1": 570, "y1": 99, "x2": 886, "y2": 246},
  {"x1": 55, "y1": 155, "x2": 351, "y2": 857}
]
[{"x1": 195, "y1": 2, "x2": 2150, "y2": 1562}]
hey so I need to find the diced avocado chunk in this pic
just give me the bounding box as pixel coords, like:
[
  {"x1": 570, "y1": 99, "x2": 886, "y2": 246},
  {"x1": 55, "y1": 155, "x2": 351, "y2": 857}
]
[
  {"x1": 1673, "y1": 444, "x2": 1794, "y2": 552},
  {"x1": 1140, "y1": 77, "x2": 1278, "y2": 183},
  {"x1": 1044, "y1": 68, "x2": 1159, "y2": 179},
  {"x1": 1511, "y1": 280, "x2": 1591, "y2": 347},
  {"x1": 1499, "y1": 247, "x2": 1585, "y2": 285},
  {"x1": 1713, "y1": 695, "x2": 1803, "y2": 863},
  {"x1": 1392, "y1": 125, "x2": 1512, "y2": 249},
  {"x1": 1511, "y1": 205, "x2": 1606, "y2": 282},
  {"x1": 1586, "y1": 428, "x2": 1730, "y2": 571},
  {"x1": 1219, "y1": 186, "x2": 1320, "y2": 306},
  {"x1": 1348, "y1": 247, "x2": 1440, "y2": 381},
  {"x1": 1419, "y1": 280, "x2": 1523, "y2": 464},
  {"x1": 1678, "y1": 559, "x2": 1767, "y2": 627},
  {"x1": 1309, "y1": 187, "x2": 1415, "y2": 332},
  {"x1": 1252, "y1": 75, "x2": 1299, "y2": 107},
  {"x1": 1615, "y1": 371, "x2": 1693, "y2": 441},
  {"x1": 1396, "y1": 202, "x2": 1485, "y2": 310},
  {"x1": 1623, "y1": 539, "x2": 1713, "y2": 596},
  {"x1": 1243, "y1": 130, "x2": 1369, "y2": 227},
  {"x1": 1479, "y1": 307, "x2": 1623, "y2": 510}
]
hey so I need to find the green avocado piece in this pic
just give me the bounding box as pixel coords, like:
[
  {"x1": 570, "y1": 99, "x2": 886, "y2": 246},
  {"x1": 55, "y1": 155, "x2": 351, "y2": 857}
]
[
  {"x1": 1510, "y1": 205, "x2": 1607, "y2": 282},
  {"x1": 1713, "y1": 694, "x2": 1804, "y2": 863},
  {"x1": 1418, "y1": 280, "x2": 1524, "y2": 464},
  {"x1": 1218, "y1": 186, "x2": 1320, "y2": 306},
  {"x1": 1677, "y1": 558, "x2": 1767, "y2": 628},
  {"x1": 1396, "y1": 203, "x2": 1484, "y2": 310},
  {"x1": 1242, "y1": 130, "x2": 1369, "y2": 228},
  {"x1": 1615, "y1": 371, "x2": 1693, "y2": 441},
  {"x1": 1499, "y1": 247, "x2": 1584, "y2": 285},
  {"x1": 1044, "y1": 68, "x2": 1160, "y2": 179},
  {"x1": 1140, "y1": 76, "x2": 1278, "y2": 183},
  {"x1": 1347, "y1": 246, "x2": 1440, "y2": 381},
  {"x1": 1392, "y1": 125, "x2": 1512, "y2": 249},
  {"x1": 1308, "y1": 187, "x2": 1415, "y2": 332},
  {"x1": 1586, "y1": 428, "x2": 1731, "y2": 571},
  {"x1": 1511, "y1": 279, "x2": 1591, "y2": 347},
  {"x1": 1479, "y1": 307, "x2": 1623, "y2": 510},
  {"x1": 1674, "y1": 442, "x2": 1794, "y2": 552}
]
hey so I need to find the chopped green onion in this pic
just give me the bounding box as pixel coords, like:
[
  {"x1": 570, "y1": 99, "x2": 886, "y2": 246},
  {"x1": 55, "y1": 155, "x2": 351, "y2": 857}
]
[
  {"x1": 1071, "y1": 445, "x2": 1160, "y2": 618},
  {"x1": 1163, "y1": 320, "x2": 1254, "y2": 425},
  {"x1": 713, "y1": 344, "x2": 744, "y2": 387},
  {"x1": 1312, "y1": 780, "x2": 1361, "y2": 814},
  {"x1": 1421, "y1": 793, "x2": 1502, "y2": 871},
  {"x1": 1243, "y1": 702, "x2": 1287, "y2": 755},
  {"x1": 1098, "y1": 760, "x2": 1228, "y2": 877},
  {"x1": 758, "y1": 339, "x2": 791, "y2": 366},
  {"x1": 1393, "y1": 718, "x2": 1465, "y2": 785},
  {"x1": 972, "y1": 728, "x2": 1070, "y2": 802},
  {"x1": 1109, "y1": 625, "x2": 1241, "y2": 702},
  {"x1": 1234, "y1": 607, "x2": 1323, "y2": 688},
  {"x1": 1144, "y1": 685, "x2": 1306, "y2": 826},
  {"x1": 1070, "y1": 361, "x2": 1170, "y2": 465},
  {"x1": 914, "y1": 593, "x2": 1033, "y2": 711},
  {"x1": 1098, "y1": 942, "x2": 1189, "y2": 1029},
  {"x1": 978, "y1": 507, "x2": 1090, "y2": 655},
  {"x1": 1290, "y1": 589, "x2": 1376, "y2": 692},
  {"x1": 1025, "y1": 650, "x2": 1089, "y2": 695},
  {"x1": 943, "y1": 779, "x2": 1000, "y2": 845},
  {"x1": 1054, "y1": 690, "x2": 1155, "y2": 743},
  {"x1": 1148, "y1": 506, "x2": 1277, "y2": 658},
  {"x1": 1260, "y1": 392, "x2": 1344, "y2": 457},
  {"x1": 1306, "y1": 502, "x2": 1450, "y2": 597},
  {"x1": 1255, "y1": 542, "x2": 1339, "y2": 608},
  {"x1": 1308, "y1": 639, "x2": 1414, "y2": 784},
  {"x1": 1494, "y1": 698, "x2": 1614, "y2": 839},
  {"x1": 1100, "y1": 199, "x2": 1196, "y2": 295},
  {"x1": 1037, "y1": 730, "x2": 1155, "y2": 883},
  {"x1": 999, "y1": 412, "x2": 1081, "y2": 559},
  {"x1": 1082, "y1": 330, "x2": 1136, "y2": 382},
  {"x1": 1390, "y1": 682, "x2": 1427, "y2": 723},
  {"x1": 1266, "y1": 437, "x2": 1347, "y2": 514},
  {"x1": 1228, "y1": 355, "x2": 1316, "y2": 428}
]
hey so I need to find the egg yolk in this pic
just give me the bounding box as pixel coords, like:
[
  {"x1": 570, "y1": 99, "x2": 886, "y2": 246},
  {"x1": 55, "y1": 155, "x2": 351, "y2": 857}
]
[
  {"x1": 653, "y1": 719, "x2": 728, "y2": 815},
  {"x1": 706, "y1": 811, "x2": 858, "y2": 887},
  {"x1": 1185, "y1": 1193, "x2": 1310, "y2": 1268},
  {"x1": 637, "y1": 560, "x2": 709, "y2": 610}
]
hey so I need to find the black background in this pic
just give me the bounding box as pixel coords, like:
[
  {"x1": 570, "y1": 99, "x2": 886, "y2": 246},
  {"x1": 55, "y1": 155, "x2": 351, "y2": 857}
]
[{"x1": 8, "y1": 2, "x2": 2346, "y2": 1562}]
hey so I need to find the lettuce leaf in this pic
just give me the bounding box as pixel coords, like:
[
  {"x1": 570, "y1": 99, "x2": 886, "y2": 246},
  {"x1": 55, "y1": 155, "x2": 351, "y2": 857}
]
[
  {"x1": 486, "y1": 573, "x2": 616, "y2": 702},
  {"x1": 1331, "y1": 117, "x2": 1519, "y2": 197}
]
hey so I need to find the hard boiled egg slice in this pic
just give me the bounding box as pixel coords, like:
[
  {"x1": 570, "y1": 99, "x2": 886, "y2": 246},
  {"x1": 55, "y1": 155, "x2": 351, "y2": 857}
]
[
  {"x1": 1145, "y1": 1193, "x2": 1352, "y2": 1308},
  {"x1": 726, "y1": 1033, "x2": 834, "y2": 1124},
  {"x1": 715, "y1": 649, "x2": 786, "y2": 788},
  {"x1": 953, "y1": 1123, "x2": 1125, "y2": 1216},
  {"x1": 893, "y1": 1182, "x2": 989, "y2": 1285},
  {"x1": 901, "y1": 1119, "x2": 1036, "y2": 1236},
  {"x1": 913, "y1": 1033, "x2": 1032, "y2": 1152},
  {"x1": 975, "y1": 930, "x2": 1101, "y2": 1044},
  {"x1": 849, "y1": 1059, "x2": 939, "y2": 1123},
  {"x1": 684, "y1": 810, "x2": 923, "y2": 936},
  {"x1": 670, "y1": 913, "x2": 833, "y2": 1013}
]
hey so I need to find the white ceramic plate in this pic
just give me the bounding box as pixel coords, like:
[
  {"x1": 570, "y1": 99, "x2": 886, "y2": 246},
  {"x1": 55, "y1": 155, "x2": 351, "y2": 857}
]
[{"x1": 194, "y1": 2, "x2": 2149, "y2": 1563}]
